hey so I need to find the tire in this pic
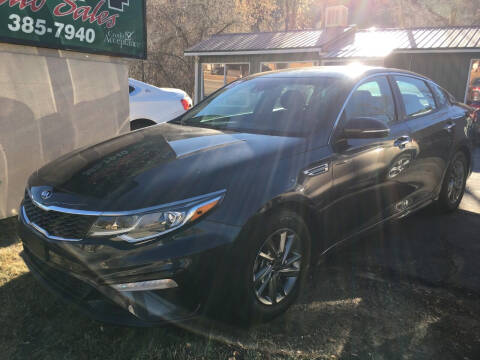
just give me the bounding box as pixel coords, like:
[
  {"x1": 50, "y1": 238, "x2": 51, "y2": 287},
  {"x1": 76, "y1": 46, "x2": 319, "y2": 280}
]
[
  {"x1": 231, "y1": 209, "x2": 311, "y2": 324},
  {"x1": 437, "y1": 152, "x2": 468, "y2": 213}
]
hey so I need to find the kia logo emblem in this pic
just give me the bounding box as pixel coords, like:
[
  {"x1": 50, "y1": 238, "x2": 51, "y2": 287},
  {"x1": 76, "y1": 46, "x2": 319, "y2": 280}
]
[{"x1": 41, "y1": 190, "x2": 53, "y2": 200}]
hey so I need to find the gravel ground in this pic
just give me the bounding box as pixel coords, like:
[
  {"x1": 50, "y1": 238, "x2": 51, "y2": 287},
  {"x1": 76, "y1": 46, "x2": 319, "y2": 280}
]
[{"x1": 0, "y1": 148, "x2": 479, "y2": 359}]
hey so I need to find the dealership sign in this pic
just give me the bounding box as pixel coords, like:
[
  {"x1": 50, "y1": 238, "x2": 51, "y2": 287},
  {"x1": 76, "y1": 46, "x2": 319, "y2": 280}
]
[{"x1": 0, "y1": 0, "x2": 146, "y2": 58}]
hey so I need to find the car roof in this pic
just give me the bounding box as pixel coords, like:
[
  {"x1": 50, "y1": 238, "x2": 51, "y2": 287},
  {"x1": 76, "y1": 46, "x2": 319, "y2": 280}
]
[{"x1": 247, "y1": 65, "x2": 431, "y2": 82}]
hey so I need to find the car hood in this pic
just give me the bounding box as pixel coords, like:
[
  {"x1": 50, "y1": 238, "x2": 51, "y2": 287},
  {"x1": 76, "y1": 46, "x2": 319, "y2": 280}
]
[{"x1": 29, "y1": 123, "x2": 307, "y2": 212}]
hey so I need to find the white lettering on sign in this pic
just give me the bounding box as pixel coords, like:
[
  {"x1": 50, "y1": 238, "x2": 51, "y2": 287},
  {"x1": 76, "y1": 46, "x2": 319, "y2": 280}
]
[{"x1": 0, "y1": 0, "x2": 120, "y2": 29}]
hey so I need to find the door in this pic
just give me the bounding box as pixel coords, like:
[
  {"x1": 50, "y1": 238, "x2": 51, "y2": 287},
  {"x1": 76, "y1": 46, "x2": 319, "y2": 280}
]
[
  {"x1": 392, "y1": 75, "x2": 454, "y2": 205},
  {"x1": 326, "y1": 76, "x2": 416, "y2": 244}
]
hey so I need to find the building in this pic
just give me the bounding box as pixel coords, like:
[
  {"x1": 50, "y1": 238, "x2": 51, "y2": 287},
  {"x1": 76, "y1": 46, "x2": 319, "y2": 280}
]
[
  {"x1": 0, "y1": 45, "x2": 130, "y2": 220},
  {"x1": 324, "y1": 26, "x2": 480, "y2": 103},
  {"x1": 185, "y1": 25, "x2": 480, "y2": 105},
  {"x1": 0, "y1": 1, "x2": 146, "y2": 220},
  {"x1": 184, "y1": 28, "x2": 344, "y2": 103}
]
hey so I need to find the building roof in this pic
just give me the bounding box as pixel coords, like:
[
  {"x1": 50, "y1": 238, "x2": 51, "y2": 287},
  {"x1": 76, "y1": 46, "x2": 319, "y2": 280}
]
[
  {"x1": 185, "y1": 26, "x2": 480, "y2": 58},
  {"x1": 325, "y1": 26, "x2": 480, "y2": 59},
  {"x1": 184, "y1": 29, "x2": 332, "y2": 55}
]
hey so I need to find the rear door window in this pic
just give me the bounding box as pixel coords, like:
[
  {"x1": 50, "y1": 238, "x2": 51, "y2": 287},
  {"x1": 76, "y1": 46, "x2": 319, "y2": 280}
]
[
  {"x1": 394, "y1": 76, "x2": 437, "y2": 118},
  {"x1": 430, "y1": 84, "x2": 448, "y2": 108},
  {"x1": 343, "y1": 76, "x2": 396, "y2": 125}
]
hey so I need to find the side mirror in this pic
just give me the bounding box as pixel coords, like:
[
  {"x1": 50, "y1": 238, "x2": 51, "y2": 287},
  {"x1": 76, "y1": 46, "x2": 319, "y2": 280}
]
[{"x1": 343, "y1": 117, "x2": 390, "y2": 139}]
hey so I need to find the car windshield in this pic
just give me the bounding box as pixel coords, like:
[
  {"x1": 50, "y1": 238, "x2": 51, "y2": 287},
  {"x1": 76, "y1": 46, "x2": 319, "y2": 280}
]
[{"x1": 172, "y1": 76, "x2": 342, "y2": 136}]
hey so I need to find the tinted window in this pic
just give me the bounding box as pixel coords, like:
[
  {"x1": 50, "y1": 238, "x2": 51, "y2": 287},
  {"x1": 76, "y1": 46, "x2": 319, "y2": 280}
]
[
  {"x1": 129, "y1": 85, "x2": 135, "y2": 94},
  {"x1": 395, "y1": 76, "x2": 436, "y2": 118},
  {"x1": 175, "y1": 77, "x2": 342, "y2": 136},
  {"x1": 430, "y1": 84, "x2": 448, "y2": 108},
  {"x1": 343, "y1": 77, "x2": 396, "y2": 124},
  {"x1": 272, "y1": 83, "x2": 315, "y2": 111}
]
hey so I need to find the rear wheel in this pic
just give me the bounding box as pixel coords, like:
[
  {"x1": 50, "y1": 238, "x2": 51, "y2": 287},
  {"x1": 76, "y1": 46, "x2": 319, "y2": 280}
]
[
  {"x1": 233, "y1": 210, "x2": 311, "y2": 324},
  {"x1": 437, "y1": 152, "x2": 468, "y2": 212}
]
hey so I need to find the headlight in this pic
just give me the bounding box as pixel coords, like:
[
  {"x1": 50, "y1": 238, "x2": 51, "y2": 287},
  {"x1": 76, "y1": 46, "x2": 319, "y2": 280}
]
[{"x1": 87, "y1": 191, "x2": 225, "y2": 243}]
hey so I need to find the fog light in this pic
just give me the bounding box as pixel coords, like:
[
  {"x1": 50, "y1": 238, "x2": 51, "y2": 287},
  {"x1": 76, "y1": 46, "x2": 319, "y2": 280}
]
[{"x1": 111, "y1": 279, "x2": 178, "y2": 292}]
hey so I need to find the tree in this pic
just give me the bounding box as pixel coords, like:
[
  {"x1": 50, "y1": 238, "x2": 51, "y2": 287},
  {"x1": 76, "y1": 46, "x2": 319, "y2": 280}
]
[
  {"x1": 130, "y1": 0, "x2": 238, "y2": 97},
  {"x1": 130, "y1": 0, "x2": 480, "y2": 97},
  {"x1": 235, "y1": 0, "x2": 279, "y2": 32},
  {"x1": 235, "y1": 0, "x2": 319, "y2": 32},
  {"x1": 399, "y1": 0, "x2": 480, "y2": 27},
  {"x1": 283, "y1": 0, "x2": 318, "y2": 30}
]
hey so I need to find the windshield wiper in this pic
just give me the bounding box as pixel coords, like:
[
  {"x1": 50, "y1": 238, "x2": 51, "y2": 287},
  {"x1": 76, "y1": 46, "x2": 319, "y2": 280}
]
[
  {"x1": 188, "y1": 115, "x2": 230, "y2": 123},
  {"x1": 178, "y1": 122, "x2": 225, "y2": 131}
]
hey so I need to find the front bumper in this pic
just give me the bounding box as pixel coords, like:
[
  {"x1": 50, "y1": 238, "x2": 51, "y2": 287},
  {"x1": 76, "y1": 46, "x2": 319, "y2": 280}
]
[{"x1": 18, "y1": 211, "x2": 241, "y2": 326}]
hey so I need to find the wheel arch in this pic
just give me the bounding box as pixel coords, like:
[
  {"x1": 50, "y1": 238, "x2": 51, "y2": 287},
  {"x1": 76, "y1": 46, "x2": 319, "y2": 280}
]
[
  {"x1": 130, "y1": 118, "x2": 157, "y2": 131},
  {"x1": 244, "y1": 195, "x2": 322, "y2": 259},
  {"x1": 457, "y1": 144, "x2": 472, "y2": 175}
]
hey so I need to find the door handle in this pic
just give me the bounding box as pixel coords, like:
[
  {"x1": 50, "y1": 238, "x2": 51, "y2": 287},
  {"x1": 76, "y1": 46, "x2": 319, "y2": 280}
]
[
  {"x1": 304, "y1": 163, "x2": 329, "y2": 176},
  {"x1": 444, "y1": 121, "x2": 456, "y2": 132},
  {"x1": 394, "y1": 136, "x2": 411, "y2": 149}
]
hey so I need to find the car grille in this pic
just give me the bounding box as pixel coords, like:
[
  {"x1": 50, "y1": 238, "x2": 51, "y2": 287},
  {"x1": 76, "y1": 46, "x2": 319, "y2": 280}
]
[{"x1": 23, "y1": 193, "x2": 97, "y2": 240}]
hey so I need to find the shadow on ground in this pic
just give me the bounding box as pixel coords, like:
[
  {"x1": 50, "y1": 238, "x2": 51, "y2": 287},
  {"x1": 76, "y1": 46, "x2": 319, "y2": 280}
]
[
  {"x1": 0, "y1": 217, "x2": 18, "y2": 248},
  {"x1": 1, "y1": 207, "x2": 479, "y2": 359}
]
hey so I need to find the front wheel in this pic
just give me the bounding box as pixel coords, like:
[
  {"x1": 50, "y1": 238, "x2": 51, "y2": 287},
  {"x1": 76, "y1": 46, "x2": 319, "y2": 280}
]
[
  {"x1": 437, "y1": 152, "x2": 468, "y2": 212},
  {"x1": 233, "y1": 210, "x2": 311, "y2": 324}
]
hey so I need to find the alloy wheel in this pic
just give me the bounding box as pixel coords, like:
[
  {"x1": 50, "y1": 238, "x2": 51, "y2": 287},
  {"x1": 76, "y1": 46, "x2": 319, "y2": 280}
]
[
  {"x1": 252, "y1": 229, "x2": 303, "y2": 306},
  {"x1": 447, "y1": 158, "x2": 465, "y2": 204}
]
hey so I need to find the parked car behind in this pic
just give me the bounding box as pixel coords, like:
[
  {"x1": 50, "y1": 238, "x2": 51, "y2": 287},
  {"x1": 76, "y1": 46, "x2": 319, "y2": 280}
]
[
  {"x1": 18, "y1": 67, "x2": 474, "y2": 326},
  {"x1": 469, "y1": 101, "x2": 480, "y2": 143},
  {"x1": 468, "y1": 78, "x2": 480, "y2": 102},
  {"x1": 129, "y1": 78, "x2": 192, "y2": 131}
]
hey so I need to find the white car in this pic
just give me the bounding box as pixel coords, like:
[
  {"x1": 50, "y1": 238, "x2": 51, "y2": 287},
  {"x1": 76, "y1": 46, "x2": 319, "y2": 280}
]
[{"x1": 128, "y1": 78, "x2": 193, "y2": 131}]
